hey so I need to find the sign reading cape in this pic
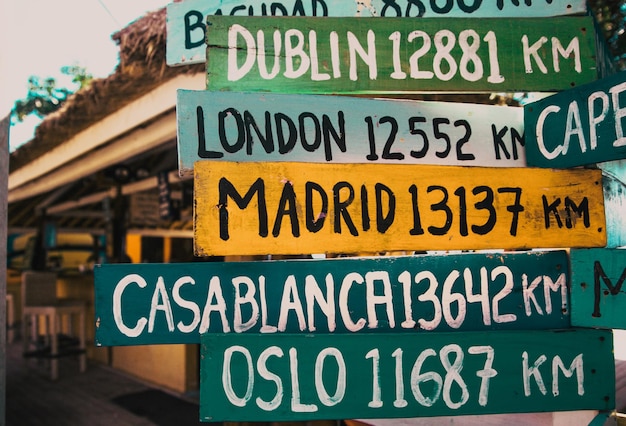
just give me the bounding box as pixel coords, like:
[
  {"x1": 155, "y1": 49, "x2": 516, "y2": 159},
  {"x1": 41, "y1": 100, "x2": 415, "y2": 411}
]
[
  {"x1": 205, "y1": 16, "x2": 599, "y2": 93},
  {"x1": 166, "y1": 0, "x2": 587, "y2": 66},
  {"x1": 570, "y1": 248, "x2": 626, "y2": 329},
  {"x1": 94, "y1": 251, "x2": 569, "y2": 346},
  {"x1": 193, "y1": 162, "x2": 606, "y2": 256},
  {"x1": 525, "y1": 71, "x2": 626, "y2": 168},
  {"x1": 199, "y1": 329, "x2": 614, "y2": 421},
  {"x1": 176, "y1": 90, "x2": 525, "y2": 176}
]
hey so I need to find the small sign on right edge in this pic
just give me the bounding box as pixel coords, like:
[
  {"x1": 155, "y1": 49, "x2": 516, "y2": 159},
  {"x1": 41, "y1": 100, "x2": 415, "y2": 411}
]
[{"x1": 525, "y1": 71, "x2": 626, "y2": 168}]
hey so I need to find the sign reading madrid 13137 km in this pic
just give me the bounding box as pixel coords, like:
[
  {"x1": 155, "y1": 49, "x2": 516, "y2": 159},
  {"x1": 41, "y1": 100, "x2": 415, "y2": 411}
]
[
  {"x1": 193, "y1": 162, "x2": 606, "y2": 256},
  {"x1": 205, "y1": 16, "x2": 598, "y2": 93},
  {"x1": 525, "y1": 71, "x2": 626, "y2": 168},
  {"x1": 200, "y1": 329, "x2": 614, "y2": 421},
  {"x1": 94, "y1": 251, "x2": 569, "y2": 346},
  {"x1": 176, "y1": 90, "x2": 525, "y2": 176},
  {"x1": 166, "y1": 0, "x2": 586, "y2": 66}
]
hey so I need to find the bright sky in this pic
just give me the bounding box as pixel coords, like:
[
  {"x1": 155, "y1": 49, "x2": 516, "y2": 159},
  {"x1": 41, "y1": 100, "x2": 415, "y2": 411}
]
[{"x1": 0, "y1": 0, "x2": 172, "y2": 151}]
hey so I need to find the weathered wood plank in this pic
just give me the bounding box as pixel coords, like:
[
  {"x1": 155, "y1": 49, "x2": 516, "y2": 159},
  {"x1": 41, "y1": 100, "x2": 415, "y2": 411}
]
[
  {"x1": 94, "y1": 250, "x2": 569, "y2": 346},
  {"x1": 199, "y1": 329, "x2": 615, "y2": 421},
  {"x1": 571, "y1": 248, "x2": 626, "y2": 329},
  {"x1": 600, "y1": 159, "x2": 626, "y2": 248},
  {"x1": 176, "y1": 90, "x2": 525, "y2": 176},
  {"x1": 193, "y1": 162, "x2": 606, "y2": 256},
  {"x1": 166, "y1": 0, "x2": 587, "y2": 66},
  {"x1": 524, "y1": 71, "x2": 626, "y2": 168},
  {"x1": 205, "y1": 16, "x2": 599, "y2": 93}
]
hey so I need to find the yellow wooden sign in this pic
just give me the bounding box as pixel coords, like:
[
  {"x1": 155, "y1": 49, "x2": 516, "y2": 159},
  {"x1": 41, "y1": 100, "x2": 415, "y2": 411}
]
[{"x1": 194, "y1": 162, "x2": 606, "y2": 256}]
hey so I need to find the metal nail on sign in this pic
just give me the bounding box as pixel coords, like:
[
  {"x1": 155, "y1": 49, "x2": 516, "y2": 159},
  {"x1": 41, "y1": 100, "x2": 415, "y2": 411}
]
[
  {"x1": 570, "y1": 248, "x2": 626, "y2": 330},
  {"x1": 176, "y1": 90, "x2": 525, "y2": 176},
  {"x1": 204, "y1": 15, "x2": 599, "y2": 93},
  {"x1": 525, "y1": 71, "x2": 626, "y2": 168},
  {"x1": 166, "y1": 0, "x2": 587, "y2": 66},
  {"x1": 193, "y1": 162, "x2": 606, "y2": 256},
  {"x1": 199, "y1": 329, "x2": 614, "y2": 421},
  {"x1": 94, "y1": 250, "x2": 569, "y2": 346}
]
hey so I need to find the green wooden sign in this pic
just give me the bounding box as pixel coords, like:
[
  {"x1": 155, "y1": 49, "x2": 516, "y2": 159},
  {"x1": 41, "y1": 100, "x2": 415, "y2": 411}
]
[
  {"x1": 199, "y1": 329, "x2": 614, "y2": 421},
  {"x1": 167, "y1": 0, "x2": 587, "y2": 66},
  {"x1": 94, "y1": 251, "x2": 569, "y2": 346},
  {"x1": 205, "y1": 16, "x2": 599, "y2": 94},
  {"x1": 176, "y1": 90, "x2": 525, "y2": 176},
  {"x1": 571, "y1": 248, "x2": 626, "y2": 329},
  {"x1": 525, "y1": 71, "x2": 626, "y2": 168}
]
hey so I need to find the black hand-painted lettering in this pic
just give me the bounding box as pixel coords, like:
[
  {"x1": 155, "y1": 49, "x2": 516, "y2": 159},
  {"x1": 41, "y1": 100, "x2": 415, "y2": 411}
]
[
  {"x1": 184, "y1": 11, "x2": 205, "y2": 50},
  {"x1": 454, "y1": 187, "x2": 469, "y2": 236},
  {"x1": 564, "y1": 197, "x2": 590, "y2": 229},
  {"x1": 218, "y1": 177, "x2": 268, "y2": 240},
  {"x1": 361, "y1": 185, "x2": 371, "y2": 232},
  {"x1": 454, "y1": 119, "x2": 475, "y2": 161},
  {"x1": 498, "y1": 187, "x2": 523, "y2": 236},
  {"x1": 333, "y1": 182, "x2": 358, "y2": 236},
  {"x1": 427, "y1": 185, "x2": 453, "y2": 235},
  {"x1": 272, "y1": 182, "x2": 300, "y2": 237},
  {"x1": 430, "y1": 0, "x2": 453, "y2": 14},
  {"x1": 305, "y1": 181, "x2": 328, "y2": 232},
  {"x1": 244, "y1": 111, "x2": 275, "y2": 155},
  {"x1": 409, "y1": 117, "x2": 429, "y2": 158},
  {"x1": 312, "y1": 0, "x2": 329, "y2": 16},
  {"x1": 376, "y1": 183, "x2": 396, "y2": 233},
  {"x1": 593, "y1": 260, "x2": 626, "y2": 317},
  {"x1": 380, "y1": 0, "x2": 402, "y2": 17},
  {"x1": 405, "y1": 0, "x2": 426, "y2": 17},
  {"x1": 433, "y1": 118, "x2": 451, "y2": 158},
  {"x1": 457, "y1": 0, "x2": 483, "y2": 13},
  {"x1": 380, "y1": 116, "x2": 404, "y2": 160},
  {"x1": 218, "y1": 108, "x2": 245, "y2": 154},
  {"x1": 322, "y1": 112, "x2": 347, "y2": 161},
  {"x1": 275, "y1": 113, "x2": 297, "y2": 154},
  {"x1": 542, "y1": 196, "x2": 563, "y2": 229},
  {"x1": 409, "y1": 185, "x2": 425, "y2": 235},
  {"x1": 472, "y1": 186, "x2": 496, "y2": 235},
  {"x1": 492, "y1": 125, "x2": 510, "y2": 160},
  {"x1": 299, "y1": 112, "x2": 322, "y2": 152},
  {"x1": 197, "y1": 106, "x2": 223, "y2": 159},
  {"x1": 365, "y1": 116, "x2": 379, "y2": 161}
]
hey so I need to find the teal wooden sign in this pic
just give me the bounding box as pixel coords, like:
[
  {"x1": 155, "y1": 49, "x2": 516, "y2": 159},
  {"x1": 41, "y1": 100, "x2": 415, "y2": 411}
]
[
  {"x1": 205, "y1": 16, "x2": 599, "y2": 94},
  {"x1": 525, "y1": 71, "x2": 626, "y2": 168},
  {"x1": 571, "y1": 248, "x2": 626, "y2": 329},
  {"x1": 601, "y1": 160, "x2": 626, "y2": 248},
  {"x1": 199, "y1": 329, "x2": 614, "y2": 421},
  {"x1": 166, "y1": 0, "x2": 587, "y2": 66},
  {"x1": 176, "y1": 90, "x2": 525, "y2": 176},
  {"x1": 94, "y1": 251, "x2": 569, "y2": 346}
]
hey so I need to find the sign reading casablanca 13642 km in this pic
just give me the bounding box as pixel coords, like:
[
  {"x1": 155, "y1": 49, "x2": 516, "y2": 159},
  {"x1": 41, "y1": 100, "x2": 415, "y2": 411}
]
[
  {"x1": 94, "y1": 250, "x2": 569, "y2": 346},
  {"x1": 166, "y1": 0, "x2": 587, "y2": 66},
  {"x1": 193, "y1": 161, "x2": 606, "y2": 256},
  {"x1": 199, "y1": 329, "x2": 614, "y2": 421},
  {"x1": 524, "y1": 71, "x2": 626, "y2": 168},
  {"x1": 570, "y1": 248, "x2": 626, "y2": 329},
  {"x1": 204, "y1": 15, "x2": 599, "y2": 93},
  {"x1": 176, "y1": 90, "x2": 525, "y2": 176}
]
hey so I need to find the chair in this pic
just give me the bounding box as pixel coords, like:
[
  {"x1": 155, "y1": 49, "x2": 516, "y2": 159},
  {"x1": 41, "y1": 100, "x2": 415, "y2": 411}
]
[{"x1": 21, "y1": 271, "x2": 86, "y2": 380}]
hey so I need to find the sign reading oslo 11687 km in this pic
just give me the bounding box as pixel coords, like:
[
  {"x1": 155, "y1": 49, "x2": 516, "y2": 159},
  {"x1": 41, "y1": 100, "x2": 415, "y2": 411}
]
[
  {"x1": 525, "y1": 71, "x2": 626, "y2": 168},
  {"x1": 167, "y1": 0, "x2": 587, "y2": 66},
  {"x1": 193, "y1": 161, "x2": 606, "y2": 256},
  {"x1": 94, "y1": 250, "x2": 569, "y2": 346},
  {"x1": 200, "y1": 329, "x2": 614, "y2": 421},
  {"x1": 205, "y1": 16, "x2": 599, "y2": 93},
  {"x1": 176, "y1": 90, "x2": 525, "y2": 176}
]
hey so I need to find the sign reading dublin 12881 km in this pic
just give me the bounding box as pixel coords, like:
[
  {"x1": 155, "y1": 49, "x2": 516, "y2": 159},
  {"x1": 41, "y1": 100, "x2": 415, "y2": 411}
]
[
  {"x1": 200, "y1": 329, "x2": 614, "y2": 421},
  {"x1": 205, "y1": 15, "x2": 599, "y2": 93},
  {"x1": 193, "y1": 161, "x2": 606, "y2": 256},
  {"x1": 166, "y1": 0, "x2": 587, "y2": 66},
  {"x1": 525, "y1": 71, "x2": 626, "y2": 168},
  {"x1": 176, "y1": 90, "x2": 525, "y2": 176}
]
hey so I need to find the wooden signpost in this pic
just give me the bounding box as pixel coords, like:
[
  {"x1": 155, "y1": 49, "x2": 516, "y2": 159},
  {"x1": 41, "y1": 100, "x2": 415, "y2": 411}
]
[
  {"x1": 199, "y1": 329, "x2": 614, "y2": 421},
  {"x1": 94, "y1": 250, "x2": 569, "y2": 345},
  {"x1": 204, "y1": 15, "x2": 600, "y2": 94},
  {"x1": 600, "y1": 160, "x2": 626, "y2": 248},
  {"x1": 571, "y1": 248, "x2": 626, "y2": 330},
  {"x1": 166, "y1": 0, "x2": 587, "y2": 66},
  {"x1": 176, "y1": 90, "x2": 525, "y2": 176},
  {"x1": 524, "y1": 71, "x2": 626, "y2": 168},
  {"x1": 193, "y1": 161, "x2": 606, "y2": 256}
]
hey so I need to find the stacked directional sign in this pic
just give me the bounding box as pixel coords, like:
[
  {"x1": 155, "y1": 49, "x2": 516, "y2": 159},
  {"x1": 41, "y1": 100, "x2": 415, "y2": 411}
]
[{"x1": 94, "y1": 0, "x2": 625, "y2": 422}]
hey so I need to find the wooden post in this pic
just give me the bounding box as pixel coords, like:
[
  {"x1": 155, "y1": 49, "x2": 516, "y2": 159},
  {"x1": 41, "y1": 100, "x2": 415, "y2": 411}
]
[{"x1": 1, "y1": 113, "x2": 10, "y2": 425}]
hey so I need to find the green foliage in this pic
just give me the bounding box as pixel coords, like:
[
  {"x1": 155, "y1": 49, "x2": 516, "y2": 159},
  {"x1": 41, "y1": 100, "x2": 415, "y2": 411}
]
[
  {"x1": 589, "y1": 0, "x2": 626, "y2": 70},
  {"x1": 11, "y1": 65, "x2": 93, "y2": 124}
]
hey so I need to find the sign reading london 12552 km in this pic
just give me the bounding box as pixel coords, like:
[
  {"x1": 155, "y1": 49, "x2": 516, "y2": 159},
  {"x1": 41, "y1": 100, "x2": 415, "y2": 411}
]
[
  {"x1": 167, "y1": 0, "x2": 587, "y2": 66},
  {"x1": 205, "y1": 16, "x2": 599, "y2": 93},
  {"x1": 193, "y1": 162, "x2": 606, "y2": 256},
  {"x1": 200, "y1": 329, "x2": 614, "y2": 421},
  {"x1": 176, "y1": 90, "x2": 525, "y2": 176},
  {"x1": 94, "y1": 251, "x2": 569, "y2": 346},
  {"x1": 525, "y1": 71, "x2": 626, "y2": 168}
]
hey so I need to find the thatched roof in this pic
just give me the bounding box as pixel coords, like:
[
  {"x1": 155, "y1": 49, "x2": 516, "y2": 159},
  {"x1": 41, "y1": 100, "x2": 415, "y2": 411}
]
[{"x1": 9, "y1": 7, "x2": 203, "y2": 173}]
